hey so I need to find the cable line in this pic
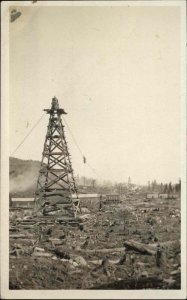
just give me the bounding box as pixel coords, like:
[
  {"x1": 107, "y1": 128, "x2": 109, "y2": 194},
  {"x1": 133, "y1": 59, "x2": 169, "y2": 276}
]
[
  {"x1": 11, "y1": 112, "x2": 101, "y2": 178},
  {"x1": 11, "y1": 113, "x2": 45, "y2": 156},
  {"x1": 86, "y1": 161, "x2": 100, "y2": 177},
  {"x1": 62, "y1": 115, "x2": 101, "y2": 179},
  {"x1": 62, "y1": 115, "x2": 84, "y2": 158}
]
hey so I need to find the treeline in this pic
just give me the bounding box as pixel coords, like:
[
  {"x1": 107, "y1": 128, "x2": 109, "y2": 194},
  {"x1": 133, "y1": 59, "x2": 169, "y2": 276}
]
[
  {"x1": 76, "y1": 175, "x2": 181, "y2": 195},
  {"x1": 147, "y1": 179, "x2": 181, "y2": 194},
  {"x1": 76, "y1": 176, "x2": 97, "y2": 187}
]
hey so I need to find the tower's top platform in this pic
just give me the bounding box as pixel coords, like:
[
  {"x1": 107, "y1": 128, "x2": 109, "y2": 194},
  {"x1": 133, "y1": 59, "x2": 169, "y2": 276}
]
[{"x1": 44, "y1": 96, "x2": 67, "y2": 115}]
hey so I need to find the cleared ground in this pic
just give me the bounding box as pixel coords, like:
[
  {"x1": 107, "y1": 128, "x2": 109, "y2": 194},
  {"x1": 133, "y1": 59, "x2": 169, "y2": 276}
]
[{"x1": 9, "y1": 196, "x2": 181, "y2": 289}]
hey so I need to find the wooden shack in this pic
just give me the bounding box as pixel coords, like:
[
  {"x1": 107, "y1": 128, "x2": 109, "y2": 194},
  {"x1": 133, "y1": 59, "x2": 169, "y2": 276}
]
[
  {"x1": 146, "y1": 193, "x2": 159, "y2": 199},
  {"x1": 104, "y1": 194, "x2": 121, "y2": 204}
]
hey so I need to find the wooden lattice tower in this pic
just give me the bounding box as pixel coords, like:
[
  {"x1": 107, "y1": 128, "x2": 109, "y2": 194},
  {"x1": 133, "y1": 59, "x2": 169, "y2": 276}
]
[{"x1": 35, "y1": 97, "x2": 81, "y2": 216}]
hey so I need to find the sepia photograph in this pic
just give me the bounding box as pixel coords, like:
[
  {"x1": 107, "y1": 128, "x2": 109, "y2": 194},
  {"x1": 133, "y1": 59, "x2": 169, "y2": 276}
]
[{"x1": 1, "y1": 0, "x2": 186, "y2": 299}]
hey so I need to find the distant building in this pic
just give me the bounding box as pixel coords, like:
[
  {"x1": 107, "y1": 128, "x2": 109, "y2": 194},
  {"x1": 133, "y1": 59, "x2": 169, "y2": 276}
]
[
  {"x1": 146, "y1": 193, "x2": 159, "y2": 199},
  {"x1": 159, "y1": 193, "x2": 168, "y2": 199},
  {"x1": 77, "y1": 185, "x2": 96, "y2": 193},
  {"x1": 73, "y1": 193, "x2": 100, "y2": 210},
  {"x1": 104, "y1": 194, "x2": 121, "y2": 203},
  {"x1": 146, "y1": 193, "x2": 176, "y2": 200},
  {"x1": 168, "y1": 193, "x2": 178, "y2": 199},
  {"x1": 11, "y1": 194, "x2": 101, "y2": 210},
  {"x1": 11, "y1": 198, "x2": 35, "y2": 208},
  {"x1": 72, "y1": 193, "x2": 100, "y2": 200}
]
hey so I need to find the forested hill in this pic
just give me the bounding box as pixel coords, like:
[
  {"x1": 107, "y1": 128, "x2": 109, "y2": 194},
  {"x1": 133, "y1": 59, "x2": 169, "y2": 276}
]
[{"x1": 9, "y1": 157, "x2": 41, "y2": 197}]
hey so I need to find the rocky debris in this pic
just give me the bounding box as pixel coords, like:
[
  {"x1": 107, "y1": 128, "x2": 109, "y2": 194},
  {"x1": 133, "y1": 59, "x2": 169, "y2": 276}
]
[
  {"x1": 78, "y1": 214, "x2": 90, "y2": 222},
  {"x1": 170, "y1": 269, "x2": 181, "y2": 277},
  {"x1": 53, "y1": 248, "x2": 70, "y2": 259},
  {"x1": 73, "y1": 255, "x2": 87, "y2": 267},
  {"x1": 81, "y1": 207, "x2": 90, "y2": 214},
  {"x1": 10, "y1": 244, "x2": 34, "y2": 258},
  {"x1": 163, "y1": 278, "x2": 176, "y2": 288},
  {"x1": 140, "y1": 271, "x2": 149, "y2": 278},
  {"x1": 91, "y1": 276, "x2": 164, "y2": 289},
  {"x1": 90, "y1": 258, "x2": 115, "y2": 279},
  {"x1": 118, "y1": 253, "x2": 127, "y2": 265},
  {"x1": 49, "y1": 238, "x2": 65, "y2": 247},
  {"x1": 34, "y1": 247, "x2": 45, "y2": 252}
]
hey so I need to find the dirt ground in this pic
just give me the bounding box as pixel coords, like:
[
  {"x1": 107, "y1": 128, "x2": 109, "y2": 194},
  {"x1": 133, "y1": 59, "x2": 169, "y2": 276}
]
[{"x1": 9, "y1": 196, "x2": 181, "y2": 289}]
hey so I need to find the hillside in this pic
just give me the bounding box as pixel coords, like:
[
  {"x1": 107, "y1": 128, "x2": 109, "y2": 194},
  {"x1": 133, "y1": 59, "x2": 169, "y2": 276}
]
[
  {"x1": 9, "y1": 157, "x2": 41, "y2": 197},
  {"x1": 9, "y1": 157, "x2": 98, "y2": 197}
]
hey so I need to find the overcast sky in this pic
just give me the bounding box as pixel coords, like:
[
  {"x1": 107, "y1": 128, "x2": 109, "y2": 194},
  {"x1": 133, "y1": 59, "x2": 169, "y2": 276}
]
[{"x1": 9, "y1": 4, "x2": 181, "y2": 185}]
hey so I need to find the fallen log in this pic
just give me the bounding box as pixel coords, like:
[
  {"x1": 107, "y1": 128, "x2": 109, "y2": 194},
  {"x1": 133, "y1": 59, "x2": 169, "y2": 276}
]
[
  {"x1": 151, "y1": 240, "x2": 180, "y2": 247},
  {"x1": 17, "y1": 219, "x2": 35, "y2": 223},
  {"x1": 32, "y1": 252, "x2": 53, "y2": 257},
  {"x1": 34, "y1": 247, "x2": 45, "y2": 252},
  {"x1": 9, "y1": 227, "x2": 20, "y2": 232},
  {"x1": 77, "y1": 247, "x2": 126, "y2": 254},
  {"x1": 56, "y1": 217, "x2": 79, "y2": 222},
  {"x1": 89, "y1": 259, "x2": 121, "y2": 265},
  {"x1": 38, "y1": 221, "x2": 55, "y2": 225},
  {"x1": 9, "y1": 234, "x2": 34, "y2": 239},
  {"x1": 124, "y1": 239, "x2": 180, "y2": 256},
  {"x1": 10, "y1": 207, "x2": 32, "y2": 210},
  {"x1": 18, "y1": 225, "x2": 35, "y2": 229},
  {"x1": 17, "y1": 222, "x2": 36, "y2": 226},
  {"x1": 49, "y1": 238, "x2": 65, "y2": 246},
  {"x1": 124, "y1": 240, "x2": 156, "y2": 255}
]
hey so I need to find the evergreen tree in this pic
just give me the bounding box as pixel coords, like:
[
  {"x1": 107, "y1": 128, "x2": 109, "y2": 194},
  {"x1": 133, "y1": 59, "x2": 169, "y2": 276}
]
[
  {"x1": 147, "y1": 181, "x2": 151, "y2": 191},
  {"x1": 163, "y1": 184, "x2": 168, "y2": 193},
  {"x1": 168, "y1": 182, "x2": 173, "y2": 194},
  {"x1": 160, "y1": 182, "x2": 164, "y2": 193}
]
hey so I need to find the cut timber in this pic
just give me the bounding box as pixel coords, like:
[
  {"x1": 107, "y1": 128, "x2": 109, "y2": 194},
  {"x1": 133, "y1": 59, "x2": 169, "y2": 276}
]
[
  {"x1": 49, "y1": 238, "x2": 65, "y2": 246},
  {"x1": 89, "y1": 259, "x2": 121, "y2": 265},
  {"x1": 151, "y1": 240, "x2": 180, "y2": 247},
  {"x1": 17, "y1": 222, "x2": 36, "y2": 227},
  {"x1": 18, "y1": 225, "x2": 35, "y2": 229},
  {"x1": 56, "y1": 217, "x2": 80, "y2": 226},
  {"x1": 124, "y1": 240, "x2": 156, "y2": 255},
  {"x1": 18, "y1": 221, "x2": 36, "y2": 225},
  {"x1": 124, "y1": 239, "x2": 180, "y2": 256},
  {"x1": 9, "y1": 234, "x2": 34, "y2": 239},
  {"x1": 77, "y1": 247, "x2": 126, "y2": 254},
  {"x1": 55, "y1": 204, "x2": 74, "y2": 209},
  {"x1": 38, "y1": 221, "x2": 55, "y2": 225},
  {"x1": 10, "y1": 207, "x2": 33, "y2": 211},
  {"x1": 17, "y1": 219, "x2": 36, "y2": 224},
  {"x1": 9, "y1": 227, "x2": 20, "y2": 232},
  {"x1": 32, "y1": 252, "x2": 53, "y2": 257}
]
